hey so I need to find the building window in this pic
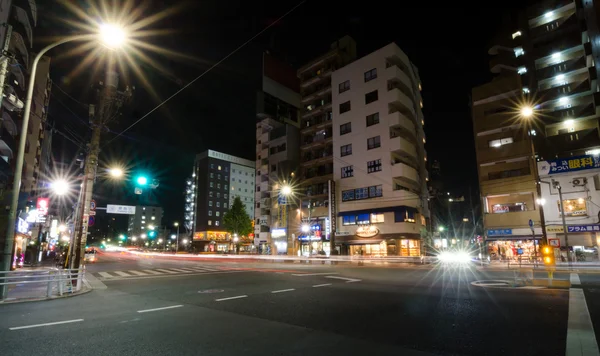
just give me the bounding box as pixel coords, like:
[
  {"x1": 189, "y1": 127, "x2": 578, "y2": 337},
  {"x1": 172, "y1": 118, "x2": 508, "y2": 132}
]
[
  {"x1": 366, "y1": 113, "x2": 379, "y2": 127},
  {"x1": 364, "y1": 68, "x2": 377, "y2": 82},
  {"x1": 355, "y1": 187, "x2": 369, "y2": 200},
  {"x1": 209, "y1": 191, "x2": 213, "y2": 198},
  {"x1": 208, "y1": 220, "x2": 212, "y2": 226},
  {"x1": 367, "y1": 136, "x2": 381, "y2": 150},
  {"x1": 341, "y1": 144, "x2": 352, "y2": 157},
  {"x1": 367, "y1": 159, "x2": 382, "y2": 173},
  {"x1": 216, "y1": 202, "x2": 220, "y2": 208},
  {"x1": 216, "y1": 192, "x2": 221, "y2": 198},
  {"x1": 341, "y1": 165, "x2": 354, "y2": 178},
  {"x1": 371, "y1": 213, "x2": 384, "y2": 223},
  {"x1": 210, "y1": 173, "x2": 214, "y2": 178},
  {"x1": 342, "y1": 189, "x2": 355, "y2": 202},
  {"x1": 210, "y1": 164, "x2": 214, "y2": 169},
  {"x1": 218, "y1": 165, "x2": 222, "y2": 170},
  {"x1": 217, "y1": 183, "x2": 221, "y2": 189},
  {"x1": 215, "y1": 221, "x2": 220, "y2": 226},
  {"x1": 209, "y1": 201, "x2": 213, "y2": 206},
  {"x1": 217, "y1": 174, "x2": 221, "y2": 180},
  {"x1": 216, "y1": 211, "x2": 220, "y2": 217},
  {"x1": 224, "y1": 194, "x2": 228, "y2": 199},
  {"x1": 225, "y1": 185, "x2": 228, "y2": 190},
  {"x1": 488, "y1": 137, "x2": 514, "y2": 148},
  {"x1": 208, "y1": 211, "x2": 212, "y2": 216},
  {"x1": 339, "y1": 80, "x2": 350, "y2": 93},
  {"x1": 210, "y1": 182, "x2": 214, "y2": 188},
  {"x1": 369, "y1": 185, "x2": 383, "y2": 198},
  {"x1": 340, "y1": 122, "x2": 352, "y2": 135},
  {"x1": 340, "y1": 101, "x2": 351, "y2": 114},
  {"x1": 224, "y1": 203, "x2": 228, "y2": 209},
  {"x1": 365, "y1": 90, "x2": 378, "y2": 104}
]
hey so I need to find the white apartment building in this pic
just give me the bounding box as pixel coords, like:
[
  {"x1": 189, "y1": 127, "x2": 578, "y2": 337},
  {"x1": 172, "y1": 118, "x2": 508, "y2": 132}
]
[
  {"x1": 537, "y1": 154, "x2": 600, "y2": 259},
  {"x1": 332, "y1": 43, "x2": 429, "y2": 257}
]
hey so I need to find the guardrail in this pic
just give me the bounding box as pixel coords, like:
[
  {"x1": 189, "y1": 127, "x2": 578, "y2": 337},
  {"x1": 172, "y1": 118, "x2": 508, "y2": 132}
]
[{"x1": 0, "y1": 268, "x2": 85, "y2": 300}]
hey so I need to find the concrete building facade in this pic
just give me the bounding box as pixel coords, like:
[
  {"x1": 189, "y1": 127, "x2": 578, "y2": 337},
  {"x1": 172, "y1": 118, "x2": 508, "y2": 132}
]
[{"x1": 332, "y1": 43, "x2": 429, "y2": 256}]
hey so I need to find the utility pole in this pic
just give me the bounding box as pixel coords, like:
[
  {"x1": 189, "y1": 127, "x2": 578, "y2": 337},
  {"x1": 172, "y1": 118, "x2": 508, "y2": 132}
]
[
  {"x1": 552, "y1": 179, "x2": 571, "y2": 267},
  {"x1": 72, "y1": 70, "x2": 132, "y2": 279}
]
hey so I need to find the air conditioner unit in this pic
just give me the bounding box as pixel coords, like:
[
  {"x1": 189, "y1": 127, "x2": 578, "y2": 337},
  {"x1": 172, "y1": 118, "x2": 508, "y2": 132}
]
[{"x1": 572, "y1": 177, "x2": 588, "y2": 186}]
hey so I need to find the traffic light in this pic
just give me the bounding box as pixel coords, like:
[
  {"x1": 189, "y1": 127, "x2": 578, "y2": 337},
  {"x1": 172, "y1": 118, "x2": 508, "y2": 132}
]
[
  {"x1": 541, "y1": 245, "x2": 555, "y2": 266},
  {"x1": 136, "y1": 176, "x2": 148, "y2": 185},
  {"x1": 148, "y1": 230, "x2": 157, "y2": 238}
]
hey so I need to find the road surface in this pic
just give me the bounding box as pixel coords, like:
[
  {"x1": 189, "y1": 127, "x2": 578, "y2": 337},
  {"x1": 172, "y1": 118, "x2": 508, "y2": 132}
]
[{"x1": 1, "y1": 251, "x2": 599, "y2": 355}]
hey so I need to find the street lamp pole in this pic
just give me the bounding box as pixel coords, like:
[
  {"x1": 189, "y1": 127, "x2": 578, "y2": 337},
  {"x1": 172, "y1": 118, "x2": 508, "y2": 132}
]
[
  {"x1": 0, "y1": 36, "x2": 92, "y2": 298},
  {"x1": 174, "y1": 222, "x2": 180, "y2": 254}
]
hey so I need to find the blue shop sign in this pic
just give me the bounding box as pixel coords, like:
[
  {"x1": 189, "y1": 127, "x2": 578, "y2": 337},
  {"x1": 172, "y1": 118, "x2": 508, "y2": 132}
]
[
  {"x1": 487, "y1": 229, "x2": 512, "y2": 236},
  {"x1": 567, "y1": 225, "x2": 600, "y2": 233},
  {"x1": 540, "y1": 154, "x2": 600, "y2": 174}
]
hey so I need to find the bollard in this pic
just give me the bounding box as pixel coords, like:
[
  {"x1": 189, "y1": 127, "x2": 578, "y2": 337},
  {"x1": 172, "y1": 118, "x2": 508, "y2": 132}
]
[{"x1": 58, "y1": 270, "x2": 64, "y2": 296}]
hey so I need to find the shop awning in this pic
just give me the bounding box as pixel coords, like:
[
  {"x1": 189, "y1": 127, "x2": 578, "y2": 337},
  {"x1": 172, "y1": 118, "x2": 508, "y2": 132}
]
[{"x1": 485, "y1": 235, "x2": 542, "y2": 241}]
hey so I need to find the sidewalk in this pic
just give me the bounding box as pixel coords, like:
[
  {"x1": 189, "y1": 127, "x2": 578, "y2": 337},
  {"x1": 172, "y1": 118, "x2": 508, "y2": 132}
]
[
  {"x1": 1, "y1": 264, "x2": 91, "y2": 304},
  {"x1": 477, "y1": 260, "x2": 600, "y2": 272}
]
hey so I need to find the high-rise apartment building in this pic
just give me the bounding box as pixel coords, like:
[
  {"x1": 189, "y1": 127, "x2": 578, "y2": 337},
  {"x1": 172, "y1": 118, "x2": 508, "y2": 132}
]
[
  {"x1": 472, "y1": 0, "x2": 600, "y2": 259},
  {"x1": 191, "y1": 150, "x2": 255, "y2": 252},
  {"x1": 255, "y1": 52, "x2": 301, "y2": 254},
  {"x1": 332, "y1": 43, "x2": 429, "y2": 256},
  {"x1": 297, "y1": 36, "x2": 356, "y2": 255},
  {"x1": 127, "y1": 205, "x2": 164, "y2": 238}
]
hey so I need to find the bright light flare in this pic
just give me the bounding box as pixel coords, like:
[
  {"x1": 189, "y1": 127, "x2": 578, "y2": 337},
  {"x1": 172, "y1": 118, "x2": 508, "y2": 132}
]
[
  {"x1": 99, "y1": 23, "x2": 127, "y2": 48},
  {"x1": 108, "y1": 167, "x2": 124, "y2": 178},
  {"x1": 520, "y1": 106, "x2": 534, "y2": 118},
  {"x1": 51, "y1": 180, "x2": 70, "y2": 195},
  {"x1": 281, "y1": 185, "x2": 292, "y2": 196},
  {"x1": 437, "y1": 250, "x2": 472, "y2": 264}
]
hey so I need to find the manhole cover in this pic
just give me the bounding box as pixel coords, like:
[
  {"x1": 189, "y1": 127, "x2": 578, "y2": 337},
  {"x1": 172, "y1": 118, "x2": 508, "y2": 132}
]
[{"x1": 198, "y1": 289, "x2": 225, "y2": 294}]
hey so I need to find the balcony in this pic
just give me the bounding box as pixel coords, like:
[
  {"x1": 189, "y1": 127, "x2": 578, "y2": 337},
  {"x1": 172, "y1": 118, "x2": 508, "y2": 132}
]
[
  {"x1": 390, "y1": 136, "x2": 417, "y2": 161},
  {"x1": 301, "y1": 114, "x2": 332, "y2": 133},
  {"x1": 386, "y1": 65, "x2": 413, "y2": 92},
  {"x1": 484, "y1": 210, "x2": 540, "y2": 230},
  {"x1": 301, "y1": 101, "x2": 332, "y2": 119},
  {"x1": 538, "y1": 78, "x2": 591, "y2": 103},
  {"x1": 477, "y1": 140, "x2": 531, "y2": 163},
  {"x1": 544, "y1": 101, "x2": 595, "y2": 120},
  {"x1": 302, "y1": 129, "x2": 333, "y2": 150},
  {"x1": 302, "y1": 148, "x2": 333, "y2": 166},
  {"x1": 542, "y1": 127, "x2": 600, "y2": 157},
  {"x1": 303, "y1": 164, "x2": 334, "y2": 181},
  {"x1": 387, "y1": 87, "x2": 415, "y2": 118},
  {"x1": 536, "y1": 56, "x2": 587, "y2": 80},
  {"x1": 388, "y1": 111, "x2": 416, "y2": 138},
  {"x1": 391, "y1": 162, "x2": 418, "y2": 185}
]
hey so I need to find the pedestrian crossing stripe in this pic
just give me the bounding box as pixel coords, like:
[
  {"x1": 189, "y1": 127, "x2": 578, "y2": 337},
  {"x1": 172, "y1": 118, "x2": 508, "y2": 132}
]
[{"x1": 94, "y1": 267, "x2": 225, "y2": 279}]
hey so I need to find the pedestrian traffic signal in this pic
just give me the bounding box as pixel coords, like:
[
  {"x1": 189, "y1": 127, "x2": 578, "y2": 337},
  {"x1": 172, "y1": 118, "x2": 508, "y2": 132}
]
[{"x1": 541, "y1": 245, "x2": 555, "y2": 266}]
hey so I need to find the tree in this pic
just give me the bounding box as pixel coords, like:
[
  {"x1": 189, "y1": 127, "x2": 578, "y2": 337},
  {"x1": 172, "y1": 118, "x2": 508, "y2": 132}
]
[{"x1": 222, "y1": 196, "x2": 253, "y2": 238}]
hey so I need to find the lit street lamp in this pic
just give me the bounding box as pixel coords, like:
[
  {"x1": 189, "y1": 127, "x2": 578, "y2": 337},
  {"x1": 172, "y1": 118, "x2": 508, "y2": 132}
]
[
  {"x1": 50, "y1": 180, "x2": 70, "y2": 195},
  {"x1": 1, "y1": 23, "x2": 128, "y2": 299},
  {"x1": 108, "y1": 167, "x2": 124, "y2": 178},
  {"x1": 174, "y1": 222, "x2": 180, "y2": 254}
]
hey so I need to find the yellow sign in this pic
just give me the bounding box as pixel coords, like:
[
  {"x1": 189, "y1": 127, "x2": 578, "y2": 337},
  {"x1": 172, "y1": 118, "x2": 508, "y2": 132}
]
[
  {"x1": 559, "y1": 198, "x2": 587, "y2": 217},
  {"x1": 278, "y1": 205, "x2": 287, "y2": 228},
  {"x1": 546, "y1": 226, "x2": 564, "y2": 233},
  {"x1": 356, "y1": 225, "x2": 379, "y2": 238}
]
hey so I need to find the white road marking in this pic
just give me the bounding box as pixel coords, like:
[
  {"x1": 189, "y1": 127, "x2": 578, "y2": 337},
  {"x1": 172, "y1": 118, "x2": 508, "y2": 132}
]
[
  {"x1": 166, "y1": 268, "x2": 189, "y2": 273},
  {"x1": 9, "y1": 319, "x2": 84, "y2": 330},
  {"x1": 271, "y1": 288, "x2": 295, "y2": 294},
  {"x1": 128, "y1": 270, "x2": 148, "y2": 276},
  {"x1": 570, "y1": 273, "x2": 581, "y2": 286},
  {"x1": 325, "y1": 276, "x2": 361, "y2": 283},
  {"x1": 98, "y1": 272, "x2": 113, "y2": 278},
  {"x1": 142, "y1": 270, "x2": 163, "y2": 275},
  {"x1": 99, "y1": 270, "x2": 247, "y2": 281},
  {"x1": 292, "y1": 272, "x2": 338, "y2": 277},
  {"x1": 196, "y1": 267, "x2": 219, "y2": 272},
  {"x1": 137, "y1": 305, "x2": 184, "y2": 313},
  {"x1": 566, "y1": 288, "x2": 600, "y2": 356},
  {"x1": 215, "y1": 295, "x2": 248, "y2": 302},
  {"x1": 114, "y1": 271, "x2": 132, "y2": 277},
  {"x1": 156, "y1": 269, "x2": 177, "y2": 274},
  {"x1": 312, "y1": 283, "x2": 332, "y2": 288},
  {"x1": 177, "y1": 268, "x2": 196, "y2": 272}
]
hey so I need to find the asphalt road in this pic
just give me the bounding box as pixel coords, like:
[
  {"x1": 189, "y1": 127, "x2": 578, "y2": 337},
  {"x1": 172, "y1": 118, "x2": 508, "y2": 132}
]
[{"x1": 1, "y1": 251, "x2": 599, "y2": 356}]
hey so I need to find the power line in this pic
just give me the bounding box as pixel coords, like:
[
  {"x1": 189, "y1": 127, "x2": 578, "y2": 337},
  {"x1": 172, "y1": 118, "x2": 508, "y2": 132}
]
[
  {"x1": 103, "y1": 0, "x2": 306, "y2": 148},
  {"x1": 52, "y1": 82, "x2": 89, "y2": 108}
]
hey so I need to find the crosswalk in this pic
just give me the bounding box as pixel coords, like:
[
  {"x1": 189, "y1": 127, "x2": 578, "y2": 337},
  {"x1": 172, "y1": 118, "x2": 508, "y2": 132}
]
[{"x1": 93, "y1": 266, "x2": 225, "y2": 280}]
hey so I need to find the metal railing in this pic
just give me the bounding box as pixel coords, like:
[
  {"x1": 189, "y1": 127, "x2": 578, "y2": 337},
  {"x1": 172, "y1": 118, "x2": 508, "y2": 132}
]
[{"x1": 0, "y1": 268, "x2": 85, "y2": 300}]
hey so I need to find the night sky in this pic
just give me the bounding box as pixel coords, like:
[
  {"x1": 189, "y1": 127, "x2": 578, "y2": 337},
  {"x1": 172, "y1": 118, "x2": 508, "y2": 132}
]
[{"x1": 36, "y1": 1, "x2": 527, "y2": 233}]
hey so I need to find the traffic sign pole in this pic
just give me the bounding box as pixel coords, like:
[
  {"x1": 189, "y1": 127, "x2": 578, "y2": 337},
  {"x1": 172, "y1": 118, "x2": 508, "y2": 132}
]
[{"x1": 529, "y1": 219, "x2": 538, "y2": 267}]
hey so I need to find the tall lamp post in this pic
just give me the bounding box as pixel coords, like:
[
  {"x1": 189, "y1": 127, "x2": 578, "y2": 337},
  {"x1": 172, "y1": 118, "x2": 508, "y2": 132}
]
[
  {"x1": 520, "y1": 105, "x2": 548, "y2": 259},
  {"x1": 174, "y1": 222, "x2": 180, "y2": 254},
  {"x1": 0, "y1": 25, "x2": 127, "y2": 298},
  {"x1": 280, "y1": 184, "x2": 292, "y2": 255}
]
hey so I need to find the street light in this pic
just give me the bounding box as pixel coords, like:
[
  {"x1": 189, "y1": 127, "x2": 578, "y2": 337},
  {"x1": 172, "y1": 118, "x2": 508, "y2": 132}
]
[
  {"x1": 174, "y1": 222, "x2": 180, "y2": 254},
  {"x1": 520, "y1": 105, "x2": 534, "y2": 118},
  {"x1": 50, "y1": 180, "x2": 69, "y2": 195},
  {"x1": 136, "y1": 176, "x2": 148, "y2": 185},
  {"x1": 1, "y1": 23, "x2": 128, "y2": 298},
  {"x1": 108, "y1": 167, "x2": 124, "y2": 178},
  {"x1": 281, "y1": 185, "x2": 292, "y2": 196},
  {"x1": 438, "y1": 226, "x2": 445, "y2": 232}
]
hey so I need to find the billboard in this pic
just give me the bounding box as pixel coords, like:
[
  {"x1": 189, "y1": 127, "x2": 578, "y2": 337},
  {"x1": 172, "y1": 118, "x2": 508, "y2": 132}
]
[{"x1": 36, "y1": 197, "x2": 49, "y2": 216}]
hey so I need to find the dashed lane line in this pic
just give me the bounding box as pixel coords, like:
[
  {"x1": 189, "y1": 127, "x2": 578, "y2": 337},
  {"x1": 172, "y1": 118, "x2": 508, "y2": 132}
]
[
  {"x1": 215, "y1": 295, "x2": 248, "y2": 302},
  {"x1": 325, "y1": 276, "x2": 361, "y2": 283},
  {"x1": 291, "y1": 272, "x2": 338, "y2": 277},
  {"x1": 9, "y1": 319, "x2": 84, "y2": 331},
  {"x1": 271, "y1": 288, "x2": 295, "y2": 294},
  {"x1": 137, "y1": 305, "x2": 184, "y2": 313},
  {"x1": 312, "y1": 283, "x2": 332, "y2": 288}
]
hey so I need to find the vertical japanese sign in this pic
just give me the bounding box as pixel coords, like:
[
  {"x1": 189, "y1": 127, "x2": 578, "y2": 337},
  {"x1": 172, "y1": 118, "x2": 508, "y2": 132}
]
[
  {"x1": 277, "y1": 205, "x2": 287, "y2": 228},
  {"x1": 36, "y1": 197, "x2": 49, "y2": 216},
  {"x1": 328, "y1": 180, "x2": 336, "y2": 240}
]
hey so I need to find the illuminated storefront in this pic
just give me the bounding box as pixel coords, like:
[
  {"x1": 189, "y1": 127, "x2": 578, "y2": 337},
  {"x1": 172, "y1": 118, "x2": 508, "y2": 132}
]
[{"x1": 193, "y1": 231, "x2": 254, "y2": 253}]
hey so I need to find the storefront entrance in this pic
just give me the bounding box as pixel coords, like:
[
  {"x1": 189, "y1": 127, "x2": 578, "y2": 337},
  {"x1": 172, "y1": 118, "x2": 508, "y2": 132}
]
[{"x1": 487, "y1": 239, "x2": 539, "y2": 261}]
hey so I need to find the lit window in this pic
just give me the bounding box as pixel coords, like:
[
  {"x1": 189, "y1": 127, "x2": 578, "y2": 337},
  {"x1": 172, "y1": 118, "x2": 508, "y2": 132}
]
[
  {"x1": 215, "y1": 221, "x2": 220, "y2": 226},
  {"x1": 218, "y1": 166, "x2": 222, "y2": 170},
  {"x1": 488, "y1": 137, "x2": 514, "y2": 148},
  {"x1": 514, "y1": 47, "x2": 524, "y2": 57},
  {"x1": 371, "y1": 213, "x2": 385, "y2": 224},
  {"x1": 208, "y1": 220, "x2": 212, "y2": 226},
  {"x1": 216, "y1": 211, "x2": 220, "y2": 217},
  {"x1": 151, "y1": 216, "x2": 155, "y2": 220},
  {"x1": 517, "y1": 67, "x2": 527, "y2": 75},
  {"x1": 522, "y1": 87, "x2": 530, "y2": 94},
  {"x1": 512, "y1": 31, "x2": 522, "y2": 39}
]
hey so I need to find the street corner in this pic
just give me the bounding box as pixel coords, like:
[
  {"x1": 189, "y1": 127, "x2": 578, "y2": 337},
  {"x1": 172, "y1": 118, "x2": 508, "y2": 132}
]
[{"x1": 471, "y1": 279, "x2": 570, "y2": 290}]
